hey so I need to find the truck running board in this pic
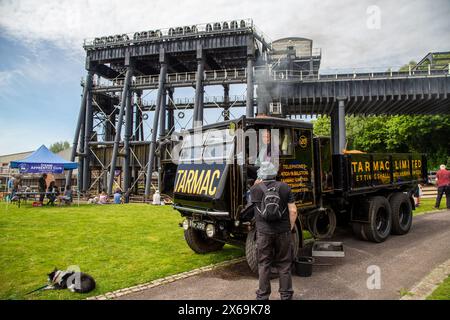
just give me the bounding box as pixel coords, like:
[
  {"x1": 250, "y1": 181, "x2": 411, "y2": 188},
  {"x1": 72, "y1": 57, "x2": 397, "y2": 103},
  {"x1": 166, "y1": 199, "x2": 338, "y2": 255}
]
[{"x1": 312, "y1": 241, "x2": 345, "y2": 258}]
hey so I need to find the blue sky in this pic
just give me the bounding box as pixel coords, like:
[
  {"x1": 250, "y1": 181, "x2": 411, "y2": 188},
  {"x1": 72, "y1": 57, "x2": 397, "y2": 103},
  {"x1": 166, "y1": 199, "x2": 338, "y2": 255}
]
[
  {"x1": 0, "y1": 0, "x2": 449, "y2": 155},
  {"x1": 0, "y1": 36, "x2": 84, "y2": 154}
]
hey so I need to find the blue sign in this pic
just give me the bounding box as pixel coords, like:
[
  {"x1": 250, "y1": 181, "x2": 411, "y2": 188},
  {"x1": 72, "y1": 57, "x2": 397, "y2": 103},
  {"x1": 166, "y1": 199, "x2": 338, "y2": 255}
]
[{"x1": 18, "y1": 163, "x2": 64, "y2": 174}]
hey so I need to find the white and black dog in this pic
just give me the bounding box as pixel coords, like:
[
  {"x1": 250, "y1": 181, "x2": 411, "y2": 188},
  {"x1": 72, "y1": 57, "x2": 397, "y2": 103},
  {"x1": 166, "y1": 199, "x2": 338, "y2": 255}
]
[{"x1": 47, "y1": 268, "x2": 96, "y2": 293}]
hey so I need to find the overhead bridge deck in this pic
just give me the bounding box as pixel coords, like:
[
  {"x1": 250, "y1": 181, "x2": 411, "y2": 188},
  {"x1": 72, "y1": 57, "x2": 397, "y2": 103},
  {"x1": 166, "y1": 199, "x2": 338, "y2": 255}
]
[
  {"x1": 263, "y1": 69, "x2": 450, "y2": 115},
  {"x1": 91, "y1": 67, "x2": 449, "y2": 115}
]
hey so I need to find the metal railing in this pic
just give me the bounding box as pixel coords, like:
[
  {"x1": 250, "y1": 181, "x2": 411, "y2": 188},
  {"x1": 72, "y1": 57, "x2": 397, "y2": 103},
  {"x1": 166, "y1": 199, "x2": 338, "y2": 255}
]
[
  {"x1": 86, "y1": 64, "x2": 450, "y2": 90},
  {"x1": 92, "y1": 68, "x2": 247, "y2": 88},
  {"x1": 142, "y1": 95, "x2": 247, "y2": 107},
  {"x1": 253, "y1": 65, "x2": 450, "y2": 82},
  {"x1": 83, "y1": 18, "x2": 255, "y2": 47}
]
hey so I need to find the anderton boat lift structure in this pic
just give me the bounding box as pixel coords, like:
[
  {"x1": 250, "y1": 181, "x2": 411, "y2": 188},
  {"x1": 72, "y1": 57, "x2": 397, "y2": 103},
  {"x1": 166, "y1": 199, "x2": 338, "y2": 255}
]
[{"x1": 66, "y1": 19, "x2": 450, "y2": 201}]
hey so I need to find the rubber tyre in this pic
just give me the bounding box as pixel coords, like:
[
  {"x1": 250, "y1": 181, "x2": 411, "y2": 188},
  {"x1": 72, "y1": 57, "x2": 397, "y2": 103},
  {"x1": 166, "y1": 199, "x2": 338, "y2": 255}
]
[
  {"x1": 184, "y1": 227, "x2": 225, "y2": 254},
  {"x1": 362, "y1": 196, "x2": 392, "y2": 243},
  {"x1": 307, "y1": 208, "x2": 337, "y2": 239},
  {"x1": 245, "y1": 229, "x2": 259, "y2": 274},
  {"x1": 389, "y1": 192, "x2": 413, "y2": 235},
  {"x1": 245, "y1": 226, "x2": 300, "y2": 275},
  {"x1": 352, "y1": 222, "x2": 368, "y2": 240}
]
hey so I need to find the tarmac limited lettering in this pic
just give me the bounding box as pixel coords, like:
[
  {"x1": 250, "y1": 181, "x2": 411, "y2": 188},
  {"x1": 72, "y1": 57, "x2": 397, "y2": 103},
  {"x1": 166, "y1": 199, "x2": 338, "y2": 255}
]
[
  {"x1": 351, "y1": 160, "x2": 391, "y2": 173},
  {"x1": 178, "y1": 304, "x2": 212, "y2": 318},
  {"x1": 175, "y1": 169, "x2": 221, "y2": 196}
]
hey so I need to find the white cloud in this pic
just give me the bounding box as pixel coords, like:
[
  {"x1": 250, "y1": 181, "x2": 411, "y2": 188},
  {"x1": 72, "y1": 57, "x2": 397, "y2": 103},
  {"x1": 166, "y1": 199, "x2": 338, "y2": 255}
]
[
  {"x1": 0, "y1": 0, "x2": 449, "y2": 69},
  {"x1": 0, "y1": 0, "x2": 449, "y2": 155},
  {"x1": 0, "y1": 51, "x2": 68, "y2": 99}
]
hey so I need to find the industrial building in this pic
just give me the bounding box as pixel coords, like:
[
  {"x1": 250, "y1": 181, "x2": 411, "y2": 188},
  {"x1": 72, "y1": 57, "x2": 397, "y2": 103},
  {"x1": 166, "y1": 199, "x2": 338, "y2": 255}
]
[{"x1": 67, "y1": 19, "x2": 450, "y2": 201}]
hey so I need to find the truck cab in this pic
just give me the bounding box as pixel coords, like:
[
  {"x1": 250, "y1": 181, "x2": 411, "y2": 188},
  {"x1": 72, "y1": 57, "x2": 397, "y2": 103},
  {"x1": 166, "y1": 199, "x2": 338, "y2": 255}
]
[{"x1": 172, "y1": 116, "x2": 315, "y2": 272}]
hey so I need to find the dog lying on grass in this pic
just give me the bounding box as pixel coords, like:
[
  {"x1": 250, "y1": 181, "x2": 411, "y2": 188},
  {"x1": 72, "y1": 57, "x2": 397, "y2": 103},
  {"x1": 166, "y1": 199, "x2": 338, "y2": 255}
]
[{"x1": 47, "y1": 268, "x2": 96, "y2": 293}]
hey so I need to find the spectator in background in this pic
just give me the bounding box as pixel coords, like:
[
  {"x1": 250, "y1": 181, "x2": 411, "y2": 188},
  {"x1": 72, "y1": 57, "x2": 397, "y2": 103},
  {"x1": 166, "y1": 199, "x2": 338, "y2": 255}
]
[
  {"x1": 98, "y1": 190, "x2": 109, "y2": 204},
  {"x1": 58, "y1": 185, "x2": 73, "y2": 206},
  {"x1": 9, "y1": 175, "x2": 21, "y2": 200},
  {"x1": 46, "y1": 181, "x2": 58, "y2": 206},
  {"x1": 414, "y1": 184, "x2": 423, "y2": 207},
  {"x1": 113, "y1": 188, "x2": 122, "y2": 204},
  {"x1": 38, "y1": 173, "x2": 47, "y2": 205},
  {"x1": 7, "y1": 176, "x2": 15, "y2": 197},
  {"x1": 435, "y1": 164, "x2": 450, "y2": 209},
  {"x1": 254, "y1": 129, "x2": 280, "y2": 183}
]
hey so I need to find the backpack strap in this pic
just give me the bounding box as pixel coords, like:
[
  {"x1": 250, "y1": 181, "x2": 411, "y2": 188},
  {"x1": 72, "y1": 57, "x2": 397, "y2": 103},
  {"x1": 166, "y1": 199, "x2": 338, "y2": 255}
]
[{"x1": 258, "y1": 182, "x2": 268, "y2": 193}]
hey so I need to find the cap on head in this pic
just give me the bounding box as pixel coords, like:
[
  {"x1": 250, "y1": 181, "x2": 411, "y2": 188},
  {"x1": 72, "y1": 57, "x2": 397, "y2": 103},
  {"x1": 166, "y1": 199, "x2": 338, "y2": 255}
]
[
  {"x1": 440, "y1": 164, "x2": 446, "y2": 170},
  {"x1": 257, "y1": 161, "x2": 278, "y2": 180}
]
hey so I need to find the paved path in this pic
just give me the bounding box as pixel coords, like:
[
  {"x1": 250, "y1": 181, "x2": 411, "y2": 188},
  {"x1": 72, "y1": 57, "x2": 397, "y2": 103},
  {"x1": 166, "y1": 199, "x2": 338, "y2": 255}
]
[{"x1": 118, "y1": 210, "x2": 450, "y2": 300}]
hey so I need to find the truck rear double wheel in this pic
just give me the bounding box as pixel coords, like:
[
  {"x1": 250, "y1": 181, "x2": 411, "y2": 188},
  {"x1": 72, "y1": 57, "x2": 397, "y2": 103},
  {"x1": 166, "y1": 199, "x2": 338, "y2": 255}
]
[
  {"x1": 184, "y1": 227, "x2": 225, "y2": 253},
  {"x1": 389, "y1": 192, "x2": 413, "y2": 235},
  {"x1": 353, "y1": 196, "x2": 392, "y2": 243},
  {"x1": 245, "y1": 226, "x2": 300, "y2": 275}
]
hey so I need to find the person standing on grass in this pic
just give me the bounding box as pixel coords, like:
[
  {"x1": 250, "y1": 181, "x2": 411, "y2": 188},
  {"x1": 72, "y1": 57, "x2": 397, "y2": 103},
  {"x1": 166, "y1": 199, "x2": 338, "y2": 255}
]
[
  {"x1": 435, "y1": 164, "x2": 450, "y2": 209},
  {"x1": 7, "y1": 176, "x2": 15, "y2": 199},
  {"x1": 38, "y1": 173, "x2": 47, "y2": 205}
]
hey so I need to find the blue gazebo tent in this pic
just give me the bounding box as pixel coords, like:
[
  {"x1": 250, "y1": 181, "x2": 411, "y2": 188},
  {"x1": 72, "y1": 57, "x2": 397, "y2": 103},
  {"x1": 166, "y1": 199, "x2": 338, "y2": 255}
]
[{"x1": 10, "y1": 145, "x2": 78, "y2": 174}]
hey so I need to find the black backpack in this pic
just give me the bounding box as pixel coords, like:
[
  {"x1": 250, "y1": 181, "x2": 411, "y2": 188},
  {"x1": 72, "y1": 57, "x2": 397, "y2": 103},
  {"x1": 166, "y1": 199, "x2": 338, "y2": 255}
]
[{"x1": 256, "y1": 182, "x2": 285, "y2": 222}]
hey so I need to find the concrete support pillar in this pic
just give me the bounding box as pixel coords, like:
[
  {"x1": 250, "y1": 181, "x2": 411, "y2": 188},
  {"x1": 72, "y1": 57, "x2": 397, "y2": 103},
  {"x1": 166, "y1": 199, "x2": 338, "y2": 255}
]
[
  {"x1": 256, "y1": 66, "x2": 270, "y2": 116},
  {"x1": 66, "y1": 70, "x2": 93, "y2": 188},
  {"x1": 107, "y1": 63, "x2": 134, "y2": 195},
  {"x1": 330, "y1": 99, "x2": 346, "y2": 154},
  {"x1": 134, "y1": 92, "x2": 141, "y2": 141},
  {"x1": 246, "y1": 57, "x2": 255, "y2": 118},
  {"x1": 193, "y1": 46, "x2": 204, "y2": 127},
  {"x1": 82, "y1": 81, "x2": 94, "y2": 192},
  {"x1": 157, "y1": 90, "x2": 167, "y2": 194},
  {"x1": 144, "y1": 50, "x2": 167, "y2": 198},
  {"x1": 168, "y1": 89, "x2": 175, "y2": 134},
  {"x1": 123, "y1": 85, "x2": 134, "y2": 202},
  {"x1": 338, "y1": 99, "x2": 346, "y2": 152},
  {"x1": 159, "y1": 90, "x2": 167, "y2": 138},
  {"x1": 223, "y1": 84, "x2": 230, "y2": 120}
]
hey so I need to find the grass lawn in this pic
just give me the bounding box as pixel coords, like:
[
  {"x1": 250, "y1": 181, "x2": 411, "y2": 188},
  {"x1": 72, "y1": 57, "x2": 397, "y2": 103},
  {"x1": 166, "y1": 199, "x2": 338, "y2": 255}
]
[
  {"x1": 0, "y1": 196, "x2": 444, "y2": 300},
  {"x1": 0, "y1": 202, "x2": 243, "y2": 300},
  {"x1": 427, "y1": 275, "x2": 450, "y2": 300},
  {"x1": 413, "y1": 198, "x2": 446, "y2": 216}
]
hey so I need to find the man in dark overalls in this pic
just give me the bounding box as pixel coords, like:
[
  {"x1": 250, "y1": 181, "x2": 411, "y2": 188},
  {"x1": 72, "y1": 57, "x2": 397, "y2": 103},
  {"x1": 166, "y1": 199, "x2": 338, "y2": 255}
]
[{"x1": 250, "y1": 129, "x2": 298, "y2": 300}]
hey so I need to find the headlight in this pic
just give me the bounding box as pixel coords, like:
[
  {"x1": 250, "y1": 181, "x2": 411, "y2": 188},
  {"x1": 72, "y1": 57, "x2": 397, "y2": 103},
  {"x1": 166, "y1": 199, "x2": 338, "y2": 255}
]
[
  {"x1": 205, "y1": 224, "x2": 215, "y2": 238},
  {"x1": 182, "y1": 219, "x2": 190, "y2": 230}
]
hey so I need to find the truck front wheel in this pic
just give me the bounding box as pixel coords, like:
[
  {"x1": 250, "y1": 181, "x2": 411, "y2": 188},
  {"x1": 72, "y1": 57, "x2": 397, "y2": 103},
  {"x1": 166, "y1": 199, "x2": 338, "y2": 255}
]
[
  {"x1": 184, "y1": 227, "x2": 225, "y2": 254},
  {"x1": 389, "y1": 192, "x2": 413, "y2": 235}
]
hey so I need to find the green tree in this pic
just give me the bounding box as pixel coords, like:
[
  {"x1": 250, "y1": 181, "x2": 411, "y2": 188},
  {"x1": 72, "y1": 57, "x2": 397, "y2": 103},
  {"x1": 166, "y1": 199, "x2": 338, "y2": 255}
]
[
  {"x1": 398, "y1": 60, "x2": 417, "y2": 72},
  {"x1": 312, "y1": 115, "x2": 450, "y2": 170},
  {"x1": 49, "y1": 141, "x2": 70, "y2": 153}
]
